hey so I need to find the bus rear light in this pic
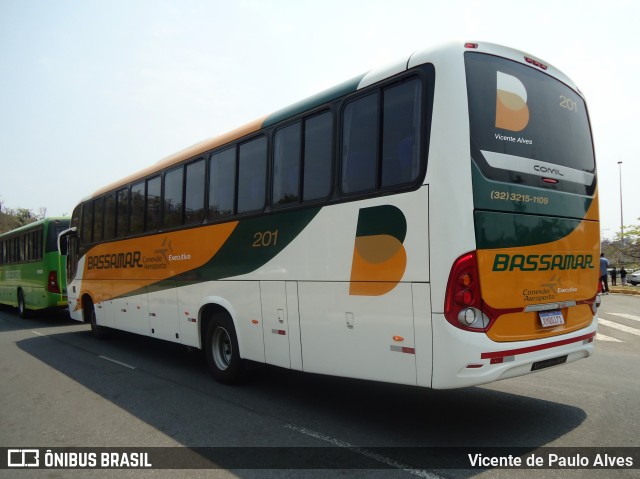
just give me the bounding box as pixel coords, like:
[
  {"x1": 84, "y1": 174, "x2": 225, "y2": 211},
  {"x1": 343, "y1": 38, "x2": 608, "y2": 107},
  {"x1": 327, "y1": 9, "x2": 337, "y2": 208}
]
[
  {"x1": 458, "y1": 272, "x2": 472, "y2": 287},
  {"x1": 445, "y1": 251, "x2": 493, "y2": 331},
  {"x1": 456, "y1": 289, "x2": 474, "y2": 307},
  {"x1": 593, "y1": 293, "x2": 602, "y2": 314},
  {"x1": 464, "y1": 42, "x2": 479, "y2": 49},
  {"x1": 48, "y1": 271, "x2": 61, "y2": 294}
]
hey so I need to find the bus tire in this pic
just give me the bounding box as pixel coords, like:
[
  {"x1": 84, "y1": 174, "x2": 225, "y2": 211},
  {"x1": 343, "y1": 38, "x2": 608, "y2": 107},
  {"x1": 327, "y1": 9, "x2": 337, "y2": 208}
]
[
  {"x1": 85, "y1": 298, "x2": 107, "y2": 340},
  {"x1": 17, "y1": 289, "x2": 30, "y2": 319},
  {"x1": 205, "y1": 313, "x2": 244, "y2": 384}
]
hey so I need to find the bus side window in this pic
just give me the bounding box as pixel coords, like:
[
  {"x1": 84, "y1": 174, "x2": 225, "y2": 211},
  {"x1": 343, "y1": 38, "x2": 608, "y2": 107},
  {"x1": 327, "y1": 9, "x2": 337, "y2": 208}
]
[
  {"x1": 208, "y1": 147, "x2": 236, "y2": 220},
  {"x1": 163, "y1": 167, "x2": 184, "y2": 228},
  {"x1": 81, "y1": 201, "x2": 93, "y2": 245},
  {"x1": 146, "y1": 176, "x2": 161, "y2": 232},
  {"x1": 93, "y1": 197, "x2": 104, "y2": 242},
  {"x1": 341, "y1": 92, "x2": 379, "y2": 194},
  {"x1": 303, "y1": 111, "x2": 332, "y2": 201},
  {"x1": 381, "y1": 79, "x2": 422, "y2": 187},
  {"x1": 35, "y1": 229, "x2": 42, "y2": 260},
  {"x1": 130, "y1": 181, "x2": 145, "y2": 235},
  {"x1": 185, "y1": 158, "x2": 206, "y2": 225},
  {"x1": 273, "y1": 122, "x2": 301, "y2": 206},
  {"x1": 237, "y1": 136, "x2": 267, "y2": 214},
  {"x1": 116, "y1": 188, "x2": 129, "y2": 238},
  {"x1": 104, "y1": 193, "x2": 116, "y2": 240}
]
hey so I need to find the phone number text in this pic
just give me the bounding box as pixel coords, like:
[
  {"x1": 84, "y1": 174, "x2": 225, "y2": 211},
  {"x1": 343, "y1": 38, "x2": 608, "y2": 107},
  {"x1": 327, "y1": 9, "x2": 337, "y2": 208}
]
[{"x1": 490, "y1": 190, "x2": 549, "y2": 205}]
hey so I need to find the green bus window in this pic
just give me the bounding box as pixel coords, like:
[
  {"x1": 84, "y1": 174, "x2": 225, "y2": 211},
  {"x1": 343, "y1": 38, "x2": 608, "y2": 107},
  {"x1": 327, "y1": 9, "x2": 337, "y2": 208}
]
[
  {"x1": 25, "y1": 233, "x2": 33, "y2": 261},
  {"x1": 185, "y1": 159, "x2": 205, "y2": 225},
  {"x1": 34, "y1": 230, "x2": 42, "y2": 261},
  {"x1": 273, "y1": 122, "x2": 301, "y2": 206},
  {"x1": 208, "y1": 148, "x2": 236, "y2": 220}
]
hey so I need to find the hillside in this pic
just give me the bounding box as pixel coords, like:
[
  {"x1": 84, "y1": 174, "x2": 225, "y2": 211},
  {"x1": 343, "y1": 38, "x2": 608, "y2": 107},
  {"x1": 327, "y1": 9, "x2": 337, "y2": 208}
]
[{"x1": 0, "y1": 210, "x2": 39, "y2": 235}]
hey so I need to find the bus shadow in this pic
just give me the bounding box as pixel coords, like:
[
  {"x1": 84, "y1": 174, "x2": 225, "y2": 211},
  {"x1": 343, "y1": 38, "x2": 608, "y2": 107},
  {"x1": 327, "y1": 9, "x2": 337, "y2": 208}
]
[
  {"x1": 16, "y1": 329, "x2": 587, "y2": 477},
  {"x1": 0, "y1": 306, "x2": 75, "y2": 329}
]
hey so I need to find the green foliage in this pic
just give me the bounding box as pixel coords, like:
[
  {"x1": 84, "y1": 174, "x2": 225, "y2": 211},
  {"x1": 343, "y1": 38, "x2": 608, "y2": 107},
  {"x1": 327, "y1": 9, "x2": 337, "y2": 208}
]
[
  {"x1": 0, "y1": 206, "x2": 45, "y2": 234},
  {"x1": 602, "y1": 218, "x2": 640, "y2": 269}
]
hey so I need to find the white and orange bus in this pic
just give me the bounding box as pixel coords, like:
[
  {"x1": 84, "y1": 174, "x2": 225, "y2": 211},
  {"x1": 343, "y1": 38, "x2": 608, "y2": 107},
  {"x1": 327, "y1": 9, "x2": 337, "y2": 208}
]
[{"x1": 61, "y1": 41, "x2": 599, "y2": 388}]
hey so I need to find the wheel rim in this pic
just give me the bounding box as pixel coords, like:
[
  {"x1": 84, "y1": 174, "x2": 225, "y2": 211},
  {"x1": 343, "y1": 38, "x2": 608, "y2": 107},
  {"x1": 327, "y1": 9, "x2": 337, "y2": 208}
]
[{"x1": 212, "y1": 327, "x2": 232, "y2": 371}]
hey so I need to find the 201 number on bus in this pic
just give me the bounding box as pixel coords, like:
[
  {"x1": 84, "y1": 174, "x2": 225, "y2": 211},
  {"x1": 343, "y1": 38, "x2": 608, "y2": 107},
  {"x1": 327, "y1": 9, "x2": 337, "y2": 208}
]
[{"x1": 252, "y1": 230, "x2": 279, "y2": 248}]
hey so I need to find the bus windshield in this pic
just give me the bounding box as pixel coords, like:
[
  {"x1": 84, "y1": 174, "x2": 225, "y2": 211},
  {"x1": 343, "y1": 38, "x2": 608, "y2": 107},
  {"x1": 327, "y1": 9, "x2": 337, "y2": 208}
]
[{"x1": 465, "y1": 52, "x2": 595, "y2": 194}]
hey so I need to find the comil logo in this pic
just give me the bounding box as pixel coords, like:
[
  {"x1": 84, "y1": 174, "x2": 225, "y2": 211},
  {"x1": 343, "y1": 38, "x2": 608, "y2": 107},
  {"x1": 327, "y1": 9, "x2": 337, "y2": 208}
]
[
  {"x1": 495, "y1": 71, "x2": 529, "y2": 132},
  {"x1": 349, "y1": 205, "x2": 407, "y2": 296}
]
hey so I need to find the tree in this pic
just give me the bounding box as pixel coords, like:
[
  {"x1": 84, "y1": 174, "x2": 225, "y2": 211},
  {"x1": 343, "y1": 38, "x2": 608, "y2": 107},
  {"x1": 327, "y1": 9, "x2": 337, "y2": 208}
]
[{"x1": 603, "y1": 218, "x2": 640, "y2": 269}]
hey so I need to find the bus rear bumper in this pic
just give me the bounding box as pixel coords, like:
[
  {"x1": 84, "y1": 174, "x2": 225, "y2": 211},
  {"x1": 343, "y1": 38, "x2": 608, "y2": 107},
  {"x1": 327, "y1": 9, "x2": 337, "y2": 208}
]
[{"x1": 431, "y1": 313, "x2": 597, "y2": 389}]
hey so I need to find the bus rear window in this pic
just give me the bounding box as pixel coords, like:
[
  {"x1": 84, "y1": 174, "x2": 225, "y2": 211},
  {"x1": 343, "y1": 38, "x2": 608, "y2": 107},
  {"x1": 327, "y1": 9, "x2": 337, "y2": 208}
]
[
  {"x1": 46, "y1": 220, "x2": 70, "y2": 253},
  {"x1": 465, "y1": 52, "x2": 595, "y2": 193}
]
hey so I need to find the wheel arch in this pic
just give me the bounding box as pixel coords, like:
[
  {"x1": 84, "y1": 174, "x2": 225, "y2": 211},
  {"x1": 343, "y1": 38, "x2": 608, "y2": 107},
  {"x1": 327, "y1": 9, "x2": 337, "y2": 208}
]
[
  {"x1": 80, "y1": 292, "x2": 96, "y2": 323},
  {"x1": 198, "y1": 297, "x2": 242, "y2": 354}
]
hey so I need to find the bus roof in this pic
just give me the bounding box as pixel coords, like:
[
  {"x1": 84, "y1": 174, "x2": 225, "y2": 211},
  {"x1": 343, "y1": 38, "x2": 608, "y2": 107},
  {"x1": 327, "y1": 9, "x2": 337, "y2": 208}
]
[
  {"x1": 86, "y1": 41, "x2": 578, "y2": 201},
  {"x1": 0, "y1": 217, "x2": 69, "y2": 239}
]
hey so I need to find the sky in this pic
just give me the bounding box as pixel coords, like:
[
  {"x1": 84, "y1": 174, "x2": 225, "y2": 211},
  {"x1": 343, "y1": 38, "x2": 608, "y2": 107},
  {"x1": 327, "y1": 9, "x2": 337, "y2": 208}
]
[{"x1": 0, "y1": 0, "x2": 637, "y2": 240}]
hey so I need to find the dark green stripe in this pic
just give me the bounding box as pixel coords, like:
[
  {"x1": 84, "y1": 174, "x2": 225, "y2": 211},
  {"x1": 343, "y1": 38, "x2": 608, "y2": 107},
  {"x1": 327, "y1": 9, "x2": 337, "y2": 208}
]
[
  {"x1": 120, "y1": 207, "x2": 321, "y2": 299},
  {"x1": 471, "y1": 161, "x2": 594, "y2": 219},
  {"x1": 475, "y1": 210, "x2": 581, "y2": 249},
  {"x1": 182, "y1": 207, "x2": 321, "y2": 281}
]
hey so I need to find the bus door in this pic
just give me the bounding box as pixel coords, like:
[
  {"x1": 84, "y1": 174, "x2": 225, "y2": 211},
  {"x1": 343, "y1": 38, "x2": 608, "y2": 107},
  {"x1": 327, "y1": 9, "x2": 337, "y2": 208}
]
[
  {"x1": 260, "y1": 281, "x2": 303, "y2": 370},
  {"x1": 148, "y1": 283, "x2": 180, "y2": 341}
]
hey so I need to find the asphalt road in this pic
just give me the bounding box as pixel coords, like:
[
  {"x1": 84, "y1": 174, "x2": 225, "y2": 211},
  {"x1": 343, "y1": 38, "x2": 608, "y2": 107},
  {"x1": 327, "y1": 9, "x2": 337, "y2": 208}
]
[{"x1": 0, "y1": 293, "x2": 638, "y2": 479}]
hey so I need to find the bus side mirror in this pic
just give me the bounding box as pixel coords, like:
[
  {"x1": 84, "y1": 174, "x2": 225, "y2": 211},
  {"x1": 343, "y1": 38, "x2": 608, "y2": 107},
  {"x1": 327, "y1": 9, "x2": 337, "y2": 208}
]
[{"x1": 58, "y1": 227, "x2": 77, "y2": 256}]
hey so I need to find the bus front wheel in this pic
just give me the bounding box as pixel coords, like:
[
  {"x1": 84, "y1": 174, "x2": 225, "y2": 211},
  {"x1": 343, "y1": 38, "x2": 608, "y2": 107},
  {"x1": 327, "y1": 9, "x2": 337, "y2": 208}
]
[
  {"x1": 85, "y1": 299, "x2": 107, "y2": 340},
  {"x1": 205, "y1": 314, "x2": 244, "y2": 384}
]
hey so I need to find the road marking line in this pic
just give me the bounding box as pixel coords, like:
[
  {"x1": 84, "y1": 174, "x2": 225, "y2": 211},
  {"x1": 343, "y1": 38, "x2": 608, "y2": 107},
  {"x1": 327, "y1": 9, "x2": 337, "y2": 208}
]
[
  {"x1": 31, "y1": 330, "x2": 46, "y2": 337},
  {"x1": 284, "y1": 424, "x2": 441, "y2": 478},
  {"x1": 595, "y1": 333, "x2": 622, "y2": 342},
  {"x1": 598, "y1": 318, "x2": 640, "y2": 337},
  {"x1": 99, "y1": 355, "x2": 136, "y2": 369},
  {"x1": 607, "y1": 313, "x2": 640, "y2": 323}
]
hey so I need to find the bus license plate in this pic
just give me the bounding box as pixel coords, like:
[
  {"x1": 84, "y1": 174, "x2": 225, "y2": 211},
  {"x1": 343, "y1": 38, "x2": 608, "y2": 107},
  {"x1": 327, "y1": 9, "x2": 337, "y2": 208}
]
[
  {"x1": 531, "y1": 355, "x2": 568, "y2": 371},
  {"x1": 539, "y1": 310, "x2": 565, "y2": 328}
]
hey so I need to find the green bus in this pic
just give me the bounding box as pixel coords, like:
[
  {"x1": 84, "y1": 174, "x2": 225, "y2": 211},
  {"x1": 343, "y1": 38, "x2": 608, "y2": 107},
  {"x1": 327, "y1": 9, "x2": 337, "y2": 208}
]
[{"x1": 0, "y1": 217, "x2": 70, "y2": 317}]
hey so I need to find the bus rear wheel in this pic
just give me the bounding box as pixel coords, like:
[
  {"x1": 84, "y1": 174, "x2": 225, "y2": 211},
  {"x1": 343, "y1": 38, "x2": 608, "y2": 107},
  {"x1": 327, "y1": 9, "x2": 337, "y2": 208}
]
[
  {"x1": 17, "y1": 289, "x2": 29, "y2": 319},
  {"x1": 205, "y1": 314, "x2": 244, "y2": 384}
]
